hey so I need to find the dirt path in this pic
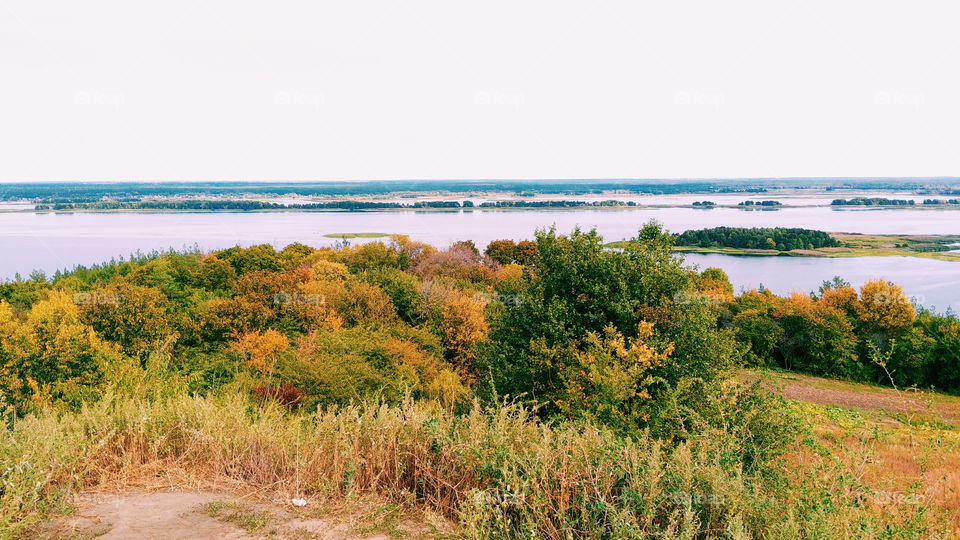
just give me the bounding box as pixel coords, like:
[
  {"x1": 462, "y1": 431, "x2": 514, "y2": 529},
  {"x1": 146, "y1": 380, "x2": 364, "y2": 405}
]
[
  {"x1": 746, "y1": 370, "x2": 960, "y2": 428},
  {"x1": 35, "y1": 491, "x2": 421, "y2": 540}
]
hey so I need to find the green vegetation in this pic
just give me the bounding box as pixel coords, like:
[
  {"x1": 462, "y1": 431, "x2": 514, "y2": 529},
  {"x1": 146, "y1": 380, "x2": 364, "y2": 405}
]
[
  {"x1": 477, "y1": 200, "x2": 634, "y2": 208},
  {"x1": 832, "y1": 197, "x2": 915, "y2": 206},
  {"x1": 729, "y1": 277, "x2": 960, "y2": 389},
  {"x1": 2, "y1": 180, "x2": 777, "y2": 204},
  {"x1": 738, "y1": 200, "x2": 782, "y2": 206},
  {"x1": 609, "y1": 229, "x2": 960, "y2": 261},
  {"x1": 831, "y1": 232, "x2": 960, "y2": 255},
  {"x1": 35, "y1": 200, "x2": 463, "y2": 211},
  {"x1": 675, "y1": 226, "x2": 841, "y2": 251},
  {"x1": 202, "y1": 501, "x2": 273, "y2": 533},
  {"x1": 1, "y1": 224, "x2": 959, "y2": 537},
  {"x1": 35, "y1": 199, "x2": 646, "y2": 212}
]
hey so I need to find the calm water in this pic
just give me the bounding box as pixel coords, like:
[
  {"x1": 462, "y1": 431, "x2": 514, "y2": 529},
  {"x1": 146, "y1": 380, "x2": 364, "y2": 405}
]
[{"x1": 1, "y1": 207, "x2": 958, "y2": 310}]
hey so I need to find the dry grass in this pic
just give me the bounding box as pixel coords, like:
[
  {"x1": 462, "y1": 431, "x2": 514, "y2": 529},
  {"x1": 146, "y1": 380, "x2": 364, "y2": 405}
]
[
  {"x1": 5, "y1": 388, "x2": 960, "y2": 538},
  {"x1": 746, "y1": 368, "x2": 960, "y2": 535}
]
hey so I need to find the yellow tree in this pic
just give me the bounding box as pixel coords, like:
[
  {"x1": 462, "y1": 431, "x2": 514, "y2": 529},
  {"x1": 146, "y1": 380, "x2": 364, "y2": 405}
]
[
  {"x1": 438, "y1": 289, "x2": 490, "y2": 374},
  {"x1": 547, "y1": 322, "x2": 672, "y2": 431},
  {"x1": 232, "y1": 329, "x2": 290, "y2": 375},
  {"x1": 691, "y1": 267, "x2": 735, "y2": 303},
  {"x1": 2, "y1": 292, "x2": 121, "y2": 411},
  {"x1": 310, "y1": 259, "x2": 350, "y2": 281},
  {"x1": 855, "y1": 280, "x2": 916, "y2": 332},
  {"x1": 819, "y1": 285, "x2": 858, "y2": 315},
  {"x1": 385, "y1": 337, "x2": 467, "y2": 407}
]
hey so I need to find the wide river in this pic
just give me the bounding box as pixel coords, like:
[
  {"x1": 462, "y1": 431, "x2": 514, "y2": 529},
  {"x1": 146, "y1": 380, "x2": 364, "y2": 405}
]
[{"x1": 1, "y1": 206, "x2": 959, "y2": 311}]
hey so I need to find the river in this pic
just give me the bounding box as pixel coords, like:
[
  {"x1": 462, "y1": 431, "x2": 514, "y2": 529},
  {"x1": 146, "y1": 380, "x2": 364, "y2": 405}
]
[{"x1": 1, "y1": 207, "x2": 958, "y2": 311}]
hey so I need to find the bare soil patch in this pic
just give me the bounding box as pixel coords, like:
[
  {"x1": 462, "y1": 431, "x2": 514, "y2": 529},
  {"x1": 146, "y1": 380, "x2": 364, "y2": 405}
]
[
  {"x1": 33, "y1": 490, "x2": 440, "y2": 540},
  {"x1": 746, "y1": 370, "x2": 960, "y2": 428}
]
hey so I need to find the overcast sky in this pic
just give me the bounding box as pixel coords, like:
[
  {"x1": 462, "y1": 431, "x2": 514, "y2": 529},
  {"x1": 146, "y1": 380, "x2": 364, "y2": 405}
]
[{"x1": 1, "y1": 1, "x2": 958, "y2": 182}]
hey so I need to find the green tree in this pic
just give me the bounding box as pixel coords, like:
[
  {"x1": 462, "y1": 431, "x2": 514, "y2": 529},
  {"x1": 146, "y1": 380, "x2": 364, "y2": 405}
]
[{"x1": 477, "y1": 223, "x2": 737, "y2": 431}]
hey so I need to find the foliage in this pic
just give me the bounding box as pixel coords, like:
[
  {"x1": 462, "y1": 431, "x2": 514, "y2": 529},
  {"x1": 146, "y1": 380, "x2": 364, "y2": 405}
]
[
  {"x1": 476, "y1": 223, "x2": 740, "y2": 440},
  {"x1": 728, "y1": 278, "x2": 958, "y2": 390},
  {"x1": 831, "y1": 197, "x2": 915, "y2": 206},
  {"x1": 675, "y1": 226, "x2": 841, "y2": 251},
  {"x1": 2, "y1": 229, "x2": 959, "y2": 536}
]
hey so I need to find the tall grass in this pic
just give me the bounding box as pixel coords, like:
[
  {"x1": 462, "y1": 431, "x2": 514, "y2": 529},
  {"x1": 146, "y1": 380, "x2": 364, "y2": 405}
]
[{"x1": 0, "y1": 392, "x2": 945, "y2": 538}]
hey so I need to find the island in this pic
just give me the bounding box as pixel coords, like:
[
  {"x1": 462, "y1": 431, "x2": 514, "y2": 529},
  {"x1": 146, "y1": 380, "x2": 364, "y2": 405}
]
[{"x1": 607, "y1": 227, "x2": 960, "y2": 261}]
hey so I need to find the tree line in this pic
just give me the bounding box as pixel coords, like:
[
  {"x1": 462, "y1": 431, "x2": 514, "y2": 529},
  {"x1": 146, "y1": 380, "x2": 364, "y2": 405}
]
[
  {"x1": 831, "y1": 198, "x2": 915, "y2": 206},
  {"x1": 36, "y1": 200, "x2": 467, "y2": 211},
  {"x1": 35, "y1": 199, "x2": 646, "y2": 211},
  {"x1": 1, "y1": 180, "x2": 777, "y2": 202},
  {"x1": 674, "y1": 226, "x2": 841, "y2": 251},
  {"x1": 738, "y1": 200, "x2": 782, "y2": 206}
]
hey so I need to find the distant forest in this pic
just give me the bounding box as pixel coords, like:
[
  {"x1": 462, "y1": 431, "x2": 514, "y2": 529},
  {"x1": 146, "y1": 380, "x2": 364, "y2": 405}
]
[
  {"x1": 738, "y1": 200, "x2": 782, "y2": 206},
  {"x1": 831, "y1": 198, "x2": 915, "y2": 206},
  {"x1": 674, "y1": 227, "x2": 841, "y2": 251},
  {"x1": 2, "y1": 181, "x2": 771, "y2": 202},
  {"x1": 35, "y1": 200, "x2": 461, "y2": 211},
  {"x1": 34, "y1": 199, "x2": 643, "y2": 211}
]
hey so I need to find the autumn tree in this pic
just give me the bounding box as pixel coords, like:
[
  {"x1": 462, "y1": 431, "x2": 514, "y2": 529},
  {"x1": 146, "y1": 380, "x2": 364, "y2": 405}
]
[
  {"x1": 79, "y1": 280, "x2": 175, "y2": 358},
  {"x1": 0, "y1": 292, "x2": 122, "y2": 412},
  {"x1": 484, "y1": 239, "x2": 518, "y2": 265},
  {"x1": 216, "y1": 244, "x2": 283, "y2": 275},
  {"x1": 514, "y1": 240, "x2": 539, "y2": 266},
  {"x1": 437, "y1": 289, "x2": 489, "y2": 374},
  {"x1": 776, "y1": 292, "x2": 861, "y2": 378},
  {"x1": 543, "y1": 322, "x2": 671, "y2": 433},
  {"x1": 232, "y1": 329, "x2": 289, "y2": 375},
  {"x1": 855, "y1": 280, "x2": 916, "y2": 334},
  {"x1": 692, "y1": 267, "x2": 734, "y2": 302},
  {"x1": 278, "y1": 242, "x2": 317, "y2": 269}
]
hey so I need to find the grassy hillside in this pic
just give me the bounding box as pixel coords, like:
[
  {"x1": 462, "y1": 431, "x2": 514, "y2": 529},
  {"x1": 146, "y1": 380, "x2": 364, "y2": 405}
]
[{"x1": 2, "y1": 224, "x2": 959, "y2": 537}]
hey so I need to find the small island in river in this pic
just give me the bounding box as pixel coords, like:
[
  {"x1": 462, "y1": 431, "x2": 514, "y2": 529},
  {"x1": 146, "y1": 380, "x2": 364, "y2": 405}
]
[{"x1": 607, "y1": 227, "x2": 960, "y2": 262}]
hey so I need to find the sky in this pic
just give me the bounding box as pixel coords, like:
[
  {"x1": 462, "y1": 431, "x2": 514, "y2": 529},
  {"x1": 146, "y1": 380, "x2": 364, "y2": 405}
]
[{"x1": 1, "y1": 1, "x2": 959, "y2": 182}]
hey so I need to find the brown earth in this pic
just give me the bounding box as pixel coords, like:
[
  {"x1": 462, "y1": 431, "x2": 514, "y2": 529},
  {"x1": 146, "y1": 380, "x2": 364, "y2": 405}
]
[
  {"x1": 745, "y1": 369, "x2": 960, "y2": 428},
  {"x1": 33, "y1": 491, "x2": 441, "y2": 540}
]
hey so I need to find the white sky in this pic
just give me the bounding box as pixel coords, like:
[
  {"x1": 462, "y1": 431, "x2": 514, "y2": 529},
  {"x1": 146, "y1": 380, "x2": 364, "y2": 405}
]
[{"x1": 1, "y1": 1, "x2": 959, "y2": 182}]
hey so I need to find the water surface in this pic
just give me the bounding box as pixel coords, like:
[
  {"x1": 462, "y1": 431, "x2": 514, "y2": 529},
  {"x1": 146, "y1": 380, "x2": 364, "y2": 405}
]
[{"x1": 1, "y1": 208, "x2": 957, "y2": 310}]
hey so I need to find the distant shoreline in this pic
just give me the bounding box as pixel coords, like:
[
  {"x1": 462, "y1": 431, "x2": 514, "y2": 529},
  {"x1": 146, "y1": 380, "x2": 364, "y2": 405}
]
[
  {"x1": 609, "y1": 232, "x2": 960, "y2": 262},
  {"x1": 8, "y1": 203, "x2": 960, "y2": 214}
]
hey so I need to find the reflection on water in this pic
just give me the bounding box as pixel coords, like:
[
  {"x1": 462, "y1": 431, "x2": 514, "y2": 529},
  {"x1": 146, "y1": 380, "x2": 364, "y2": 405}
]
[{"x1": 1, "y1": 208, "x2": 958, "y2": 311}]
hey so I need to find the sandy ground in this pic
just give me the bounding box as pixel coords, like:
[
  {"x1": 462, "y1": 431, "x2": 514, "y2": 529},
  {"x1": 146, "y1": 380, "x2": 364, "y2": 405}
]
[{"x1": 34, "y1": 491, "x2": 412, "y2": 540}]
